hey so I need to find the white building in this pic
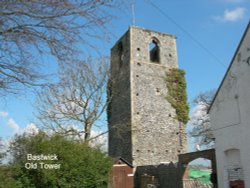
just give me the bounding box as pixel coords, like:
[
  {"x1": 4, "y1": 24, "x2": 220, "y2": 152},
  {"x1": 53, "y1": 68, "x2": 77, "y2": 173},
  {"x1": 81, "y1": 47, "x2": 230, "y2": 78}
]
[{"x1": 209, "y1": 22, "x2": 250, "y2": 188}]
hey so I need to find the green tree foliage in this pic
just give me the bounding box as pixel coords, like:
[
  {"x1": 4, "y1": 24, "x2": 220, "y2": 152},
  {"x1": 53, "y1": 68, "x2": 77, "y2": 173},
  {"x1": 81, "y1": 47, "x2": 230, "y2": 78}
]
[
  {"x1": 0, "y1": 165, "x2": 23, "y2": 188},
  {"x1": 1, "y1": 132, "x2": 112, "y2": 188},
  {"x1": 165, "y1": 69, "x2": 189, "y2": 124}
]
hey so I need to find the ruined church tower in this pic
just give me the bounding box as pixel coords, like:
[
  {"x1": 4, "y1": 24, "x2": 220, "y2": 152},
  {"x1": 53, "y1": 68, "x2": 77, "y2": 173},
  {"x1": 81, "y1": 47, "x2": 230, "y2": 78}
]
[{"x1": 108, "y1": 26, "x2": 187, "y2": 167}]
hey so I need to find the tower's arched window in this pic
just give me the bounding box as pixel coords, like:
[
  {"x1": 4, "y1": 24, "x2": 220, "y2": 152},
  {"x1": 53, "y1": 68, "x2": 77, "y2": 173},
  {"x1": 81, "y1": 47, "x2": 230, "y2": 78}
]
[
  {"x1": 117, "y1": 42, "x2": 124, "y2": 66},
  {"x1": 149, "y1": 39, "x2": 160, "y2": 63}
]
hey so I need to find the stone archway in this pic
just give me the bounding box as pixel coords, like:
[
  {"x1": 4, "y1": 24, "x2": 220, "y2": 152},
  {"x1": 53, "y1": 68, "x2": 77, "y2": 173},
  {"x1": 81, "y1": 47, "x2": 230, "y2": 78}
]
[{"x1": 178, "y1": 149, "x2": 217, "y2": 188}]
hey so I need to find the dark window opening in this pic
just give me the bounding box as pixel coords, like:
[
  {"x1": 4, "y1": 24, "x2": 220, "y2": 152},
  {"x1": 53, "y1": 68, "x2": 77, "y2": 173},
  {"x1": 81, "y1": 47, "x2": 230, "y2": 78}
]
[
  {"x1": 149, "y1": 39, "x2": 160, "y2": 63},
  {"x1": 117, "y1": 42, "x2": 124, "y2": 67}
]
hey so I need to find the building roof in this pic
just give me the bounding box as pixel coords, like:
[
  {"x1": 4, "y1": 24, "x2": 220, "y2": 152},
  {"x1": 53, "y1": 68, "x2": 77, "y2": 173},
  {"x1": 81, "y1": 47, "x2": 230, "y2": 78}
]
[{"x1": 113, "y1": 157, "x2": 134, "y2": 168}]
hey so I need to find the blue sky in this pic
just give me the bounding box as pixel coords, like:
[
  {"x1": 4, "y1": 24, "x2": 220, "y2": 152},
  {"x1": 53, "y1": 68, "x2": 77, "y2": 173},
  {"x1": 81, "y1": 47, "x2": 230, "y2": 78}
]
[{"x1": 1, "y1": 0, "x2": 250, "y2": 151}]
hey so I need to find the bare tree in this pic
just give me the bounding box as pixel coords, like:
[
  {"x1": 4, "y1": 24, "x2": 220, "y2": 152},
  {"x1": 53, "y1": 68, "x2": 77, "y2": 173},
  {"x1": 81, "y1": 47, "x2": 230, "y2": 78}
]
[
  {"x1": 35, "y1": 57, "x2": 109, "y2": 143},
  {"x1": 0, "y1": 0, "x2": 124, "y2": 95},
  {"x1": 189, "y1": 90, "x2": 215, "y2": 149}
]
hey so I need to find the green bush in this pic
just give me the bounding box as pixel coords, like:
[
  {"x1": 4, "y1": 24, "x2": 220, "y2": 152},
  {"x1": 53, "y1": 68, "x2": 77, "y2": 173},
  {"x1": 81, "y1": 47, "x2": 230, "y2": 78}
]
[{"x1": 0, "y1": 132, "x2": 112, "y2": 188}]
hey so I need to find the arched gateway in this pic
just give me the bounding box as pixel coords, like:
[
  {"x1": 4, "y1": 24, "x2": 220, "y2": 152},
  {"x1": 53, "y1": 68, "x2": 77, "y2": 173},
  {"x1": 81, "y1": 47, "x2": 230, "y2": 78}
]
[{"x1": 178, "y1": 149, "x2": 217, "y2": 188}]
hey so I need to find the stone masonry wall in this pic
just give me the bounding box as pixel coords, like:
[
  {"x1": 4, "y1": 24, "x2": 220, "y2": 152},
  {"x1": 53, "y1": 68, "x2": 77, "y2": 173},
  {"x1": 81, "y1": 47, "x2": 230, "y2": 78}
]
[
  {"x1": 130, "y1": 26, "x2": 187, "y2": 166},
  {"x1": 108, "y1": 26, "x2": 187, "y2": 167},
  {"x1": 108, "y1": 30, "x2": 133, "y2": 162},
  {"x1": 134, "y1": 162, "x2": 179, "y2": 188}
]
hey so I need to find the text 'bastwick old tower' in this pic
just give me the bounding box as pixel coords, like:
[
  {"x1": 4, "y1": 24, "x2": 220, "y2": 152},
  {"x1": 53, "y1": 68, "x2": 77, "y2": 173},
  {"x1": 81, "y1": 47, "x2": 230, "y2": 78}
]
[{"x1": 108, "y1": 26, "x2": 187, "y2": 167}]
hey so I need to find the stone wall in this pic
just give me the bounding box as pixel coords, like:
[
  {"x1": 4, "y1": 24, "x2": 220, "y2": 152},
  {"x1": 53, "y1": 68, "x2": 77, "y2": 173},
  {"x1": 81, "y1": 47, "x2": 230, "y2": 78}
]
[
  {"x1": 108, "y1": 26, "x2": 187, "y2": 166},
  {"x1": 134, "y1": 162, "x2": 179, "y2": 188},
  {"x1": 108, "y1": 30, "x2": 133, "y2": 162},
  {"x1": 131, "y1": 60, "x2": 182, "y2": 166}
]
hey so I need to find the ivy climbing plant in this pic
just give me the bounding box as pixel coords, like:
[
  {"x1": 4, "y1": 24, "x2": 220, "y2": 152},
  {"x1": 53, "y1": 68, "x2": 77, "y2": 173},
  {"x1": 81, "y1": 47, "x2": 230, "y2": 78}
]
[{"x1": 165, "y1": 69, "x2": 189, "y2": 125}]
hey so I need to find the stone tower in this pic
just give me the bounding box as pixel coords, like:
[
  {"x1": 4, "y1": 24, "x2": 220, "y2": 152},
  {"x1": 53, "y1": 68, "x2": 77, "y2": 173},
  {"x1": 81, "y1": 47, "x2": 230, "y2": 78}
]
[{"x1": 108, "y1": 26, "x2": 187, "y2": 167}]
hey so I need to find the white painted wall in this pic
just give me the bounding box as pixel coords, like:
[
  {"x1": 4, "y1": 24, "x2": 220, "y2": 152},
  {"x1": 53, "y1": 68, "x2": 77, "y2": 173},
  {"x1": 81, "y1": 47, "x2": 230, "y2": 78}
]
[{"x1": 210, "y1": 24, "x2": 250, "y2": 188}]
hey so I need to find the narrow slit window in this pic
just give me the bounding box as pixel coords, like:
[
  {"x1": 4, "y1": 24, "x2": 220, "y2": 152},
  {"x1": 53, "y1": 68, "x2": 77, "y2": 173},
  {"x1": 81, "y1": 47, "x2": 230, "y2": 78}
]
[
  {"x1": 149, "y1": 39, "x2": 160, "y2": 63},
  {"x1": 117, "y1": 42, "x2": 124, "y2": 67}
]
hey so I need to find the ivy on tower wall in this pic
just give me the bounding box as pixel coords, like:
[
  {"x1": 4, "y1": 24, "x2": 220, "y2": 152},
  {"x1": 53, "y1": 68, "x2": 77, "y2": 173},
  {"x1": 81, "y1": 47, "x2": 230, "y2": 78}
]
[{"x1": 165, "y1": 69, "x2": 189, "y2": 125}]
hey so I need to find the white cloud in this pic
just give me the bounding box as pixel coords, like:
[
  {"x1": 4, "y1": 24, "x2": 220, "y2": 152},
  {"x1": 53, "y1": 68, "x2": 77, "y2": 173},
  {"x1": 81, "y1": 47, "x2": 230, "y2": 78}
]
[
  {"x1": 214, "y1": 7, "x2": 247, "y2": 22},
  {"x1": 0, "y1": 110, "x2": 39, "y2": 136},
  {"x1": 7, "y1": 118, "x2": 21, "y2": 134},
  {"x1": 89, "y1": 130, "x2": 108, "y2": 151},
  {"x1": 0, "y1": 111, "x2": 8, "y2": 118},
  {"x1": 24, "y1": 123, "x2": 39, "y2": 135}
]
